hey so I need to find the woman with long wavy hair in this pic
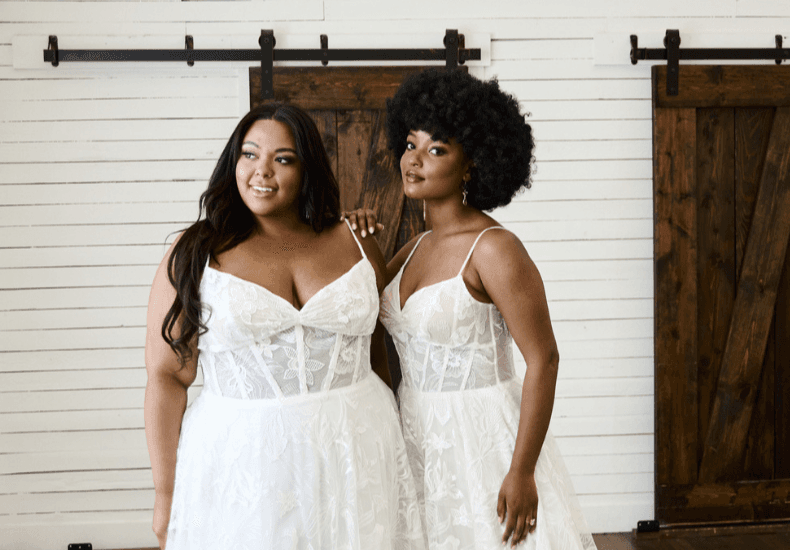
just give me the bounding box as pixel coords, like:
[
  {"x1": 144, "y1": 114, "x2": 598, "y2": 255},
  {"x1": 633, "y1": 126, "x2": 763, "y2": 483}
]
[{"x1": 144, "y1": 103, "x2": 424, "y2": 550}]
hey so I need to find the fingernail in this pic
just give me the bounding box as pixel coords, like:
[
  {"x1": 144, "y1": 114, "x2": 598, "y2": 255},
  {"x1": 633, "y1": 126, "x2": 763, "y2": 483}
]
[
  {"x1": 361, "y1": 230, "x2": 366, "y2": 237},
  {"x1": 351, "y1": 223, "x2": 357, "y2": 230},
  {"x1": 369, "y1": 226, "x2": 374, "y2": 234}
]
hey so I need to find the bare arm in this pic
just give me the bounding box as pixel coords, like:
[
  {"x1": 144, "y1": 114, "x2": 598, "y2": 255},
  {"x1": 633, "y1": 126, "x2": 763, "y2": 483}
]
[
  {"x1": 341, "y1": 208, "x2": 424, "y2": 285},
  {"x1": 144, "y1": 240, "x2": 198, "y2": 549},
  {"x1": 473, "y1": 230, "x2": 559, "y2": 547}
]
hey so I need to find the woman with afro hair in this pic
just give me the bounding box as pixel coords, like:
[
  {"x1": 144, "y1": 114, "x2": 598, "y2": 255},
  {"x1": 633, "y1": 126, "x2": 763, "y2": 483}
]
[{"x1": 346, "y1": 69, "x2": 596, "y2": 550}]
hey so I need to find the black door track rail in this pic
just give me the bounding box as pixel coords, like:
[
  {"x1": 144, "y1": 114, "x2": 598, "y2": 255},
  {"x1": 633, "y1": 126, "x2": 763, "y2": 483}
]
[
  {"x1": 43, "y1": 29, "x2": 481, "y2": 102},
  {"x1": 631, "y1": 29, "x2": 787, "y2": 96}
]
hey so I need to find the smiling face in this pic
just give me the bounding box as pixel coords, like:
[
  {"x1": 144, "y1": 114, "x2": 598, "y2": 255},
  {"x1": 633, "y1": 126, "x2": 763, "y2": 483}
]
[
  {"x1": 236, "y1": 119, "x2": 304, "y2": 223},
  {"x1": 400, "y1": 129, "x2": 472, "y2": 202}
]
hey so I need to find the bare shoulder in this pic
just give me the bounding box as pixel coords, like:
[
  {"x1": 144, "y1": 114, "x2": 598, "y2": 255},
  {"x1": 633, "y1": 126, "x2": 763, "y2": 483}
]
[
  {"x1": 474, "y1": 227, "x2": 529, "y2": 261},
  {"x1": 470, "y1": 227, "x2": 540, "y2": 283}
]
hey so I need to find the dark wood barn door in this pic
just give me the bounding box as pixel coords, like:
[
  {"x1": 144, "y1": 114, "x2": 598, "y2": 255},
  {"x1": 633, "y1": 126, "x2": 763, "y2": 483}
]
[
  {"x1": 654, "y1": 65, "x2": 790, "y2": 525},
  {"x1": 249, "y1": 66, "x2": 439, "y2": 261}
]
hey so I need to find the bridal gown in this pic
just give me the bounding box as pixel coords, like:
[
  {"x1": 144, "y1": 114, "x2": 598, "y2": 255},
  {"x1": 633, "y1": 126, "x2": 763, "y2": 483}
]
[
  {"x1": 165, "y1": 221, "x2": 424, "y2": 550},
  {"x1": 380, "y1": 227, "x2": 597, "y2": 550}
]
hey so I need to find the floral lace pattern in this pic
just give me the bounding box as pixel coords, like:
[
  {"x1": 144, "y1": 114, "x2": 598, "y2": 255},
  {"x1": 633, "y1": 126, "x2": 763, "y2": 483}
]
[
  {"x1": 166, "y1": 222, "x2": 425, "y2": 549},
  {"x1": 380, "y1": 228, "x2": 597, "y2": 550}
]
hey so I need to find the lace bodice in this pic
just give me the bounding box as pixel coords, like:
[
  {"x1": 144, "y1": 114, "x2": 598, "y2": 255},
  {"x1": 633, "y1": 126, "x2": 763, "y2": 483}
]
[
  {"x1": 380, "y1": 227, "x2": 517, "y2": 392},
  {"x1": 197, "y1": 221, "x2": 379, "y2": 399}
]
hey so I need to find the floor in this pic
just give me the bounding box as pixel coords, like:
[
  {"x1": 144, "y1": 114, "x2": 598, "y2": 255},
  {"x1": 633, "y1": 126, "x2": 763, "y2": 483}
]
[
  {"x1": 592, "y1": 523, "x2": 790, "y2": 550},
  {"x1": 127, "y1": 525, "x2": 790, "y2": 550}
]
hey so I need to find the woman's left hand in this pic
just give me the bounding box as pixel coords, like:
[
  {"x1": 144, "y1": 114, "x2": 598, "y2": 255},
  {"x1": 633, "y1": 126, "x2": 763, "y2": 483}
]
[
  {"x1": 497, "y1": 468, "x2": 539, "y2": 547},
  {"x1": 340, "y1": 208, "x2": 383, "y2": 238}
]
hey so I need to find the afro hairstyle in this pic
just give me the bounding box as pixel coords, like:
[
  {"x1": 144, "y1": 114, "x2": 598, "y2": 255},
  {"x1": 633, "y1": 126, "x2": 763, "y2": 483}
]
[{"x1": 385, "y1": 68, "x2": 534, "y2": 211}]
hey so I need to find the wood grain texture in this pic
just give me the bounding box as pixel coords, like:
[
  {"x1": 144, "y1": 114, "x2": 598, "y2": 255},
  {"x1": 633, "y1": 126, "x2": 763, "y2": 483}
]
[
  {"x1": 654, "y1": 66, "x2": 790, "y2": 108},
  {"x1": 355, "y1": 110, "x2": 404, "y2": 261},
  {"x1": 735, "y1": 107, "x2": 777, "y2": 482},
  {"x1": 743, "y1": 318, "x2": 775, "y2": 481},
  {"x1": 654, "y1": 107, "x2": 698, "y2": 486},
  {"x1": 698, "y1": 107, "x2": 790, "y2": 483},
  {"x1": 735, "y1": 108, "x2": 774, "y2": 273},
  {"x1": 657, "y1": 479, "x2": 790, "y2": 524},
  {"x1": 774, "y1": 234, "x2": 790, "y2": 478},
  {"x1": 249, "y1": 66, "x2": 436, "y2": 111},
  {"x1": 337, "y1": 110, "x2": 374, "y2": 213},
  {"x1": 694, "y1": 108, "x2": 735, "y2": 471},
  {"x1": 307, "y1": 109, "x2": 338, "y2": 179}
]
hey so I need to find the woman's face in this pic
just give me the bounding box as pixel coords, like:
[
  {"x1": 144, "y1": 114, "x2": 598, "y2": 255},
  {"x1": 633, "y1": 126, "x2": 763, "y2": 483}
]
[
  {"x1": 400, "y1": 130, "x2": 471, "y2": 201},
  {"x1": 236, "y1": 119, "x2": 303, "y2": 222}
]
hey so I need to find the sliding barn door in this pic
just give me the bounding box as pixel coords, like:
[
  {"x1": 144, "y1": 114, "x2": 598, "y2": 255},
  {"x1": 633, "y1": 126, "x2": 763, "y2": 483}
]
[
  {"x1": 249, "y1": 66, "x2": 447, "y2": 261},
  {"x1": 654, "y1": 65, "x2": 790, "y2": 525}
]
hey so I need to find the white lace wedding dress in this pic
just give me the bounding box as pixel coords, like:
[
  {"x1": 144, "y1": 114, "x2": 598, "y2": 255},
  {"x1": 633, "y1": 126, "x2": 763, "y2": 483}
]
[
  {"x1": 380, "y1": 227, "x2": 597, "y2": 550},
  {"x1": 165, "y1": 221, "x2": 425, "y2": 550}
]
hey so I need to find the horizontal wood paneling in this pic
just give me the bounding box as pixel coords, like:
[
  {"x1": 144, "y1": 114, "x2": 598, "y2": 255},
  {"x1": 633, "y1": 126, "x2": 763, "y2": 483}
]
[
  {"x1": 1, "y1": 202, "x2": 197, "y2": 226},
  {"x1": 0, "y1": 449, "x2": 151, "y2": 476},
  {"x1": 565, "y1": 453, "x2": 653, "y2": 475},
  {"x1": 496, "y1": 199, "x2": 653, "y2": 221},
  {"x1": 555, "y1": 435, "x2": 653, "y2": 456},
  {"x1": 0, "y1": 159, "x2": 217, "y2": 184},
  {"x1": 554, "y1": 396, "x2": 653, "y2": 418},
  {"x1": 654, "y1": 66, "x2": 790, "y2": 108},
  {"x1": 551, "y1": 414, "x2": 653, "y2": 437},
  {"x1": 0, "y1": 75, "x2": 236, "y2": 101},
  {"x1": 0, "y1": 385, "x2": 203, "y2": 414},
  {"x1": 1, "y1": 468, "x2": 152, "y2": 494},
  {"x1": 324, "y1": 0, "x2": 733, "y2": 19},
  {"x1": 1, "y1": 367, "x2": 147, "y2": 392},
  {"x1": 524, "y1": 99, "x2": 652, "y2": 121},
  {"x1": 0, "y1": 287, "x2": 151, "y2": 311},
  {"x1": 1, "y1": 1, "x2": 324, "y2": 22},
  {"x1": 0, "y1": 348, "x2": 144, "y2": 373},
  {"x1": 0, "y1": 98, "x2": 239, "y2": 122},
  {"x1": 0, "y1": 139, "x2": 225, "y2": 163},
  {"x1": 0, "y1": 118, "x2": 237, "y2": 143}
]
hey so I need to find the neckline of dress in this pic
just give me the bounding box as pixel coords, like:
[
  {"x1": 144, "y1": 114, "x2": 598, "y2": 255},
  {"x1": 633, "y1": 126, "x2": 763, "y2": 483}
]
[
  {"x1": 395, "y1": 226, "x2": 505, "y2": 312},
  {"x1": 205, "y1": 258, "x2": 369, "y2": 313},
  {"x1": 396, "y1": 270, "x2": 466, "y2": 312}
]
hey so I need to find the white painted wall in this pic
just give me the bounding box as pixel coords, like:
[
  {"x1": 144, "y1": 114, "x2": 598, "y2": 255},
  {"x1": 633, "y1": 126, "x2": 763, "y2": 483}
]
[{"x1": 1, "y1": 1, "x2": 788, "y2": 548}]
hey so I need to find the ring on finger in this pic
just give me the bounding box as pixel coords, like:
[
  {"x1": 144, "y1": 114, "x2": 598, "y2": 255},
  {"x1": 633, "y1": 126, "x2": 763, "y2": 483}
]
[{"x1": 529, "y1": 518, "x2": 536, "y2": 526}]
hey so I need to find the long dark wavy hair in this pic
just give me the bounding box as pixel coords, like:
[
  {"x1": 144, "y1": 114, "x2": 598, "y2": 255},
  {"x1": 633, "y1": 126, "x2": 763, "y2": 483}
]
[{"x1": 162, "y1": 103, "x2": 340, "y2": 366}]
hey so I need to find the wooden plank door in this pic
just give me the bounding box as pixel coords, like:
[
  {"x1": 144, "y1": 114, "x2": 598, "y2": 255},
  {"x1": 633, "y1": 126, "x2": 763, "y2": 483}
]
[
  {"x1": 654, "y1": 65, "x2": 790, "y2": 525},
  {"x1": 249, "y1": 66, "x2": 445, "y2": 261}
]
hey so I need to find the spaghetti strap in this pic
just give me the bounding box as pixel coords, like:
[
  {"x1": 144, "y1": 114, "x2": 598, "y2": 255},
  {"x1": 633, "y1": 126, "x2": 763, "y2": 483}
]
[
  {"x1": 457, "y1": 226, "x2": 507, "y2": 276},
  {"x1": 401, "y1": 231, "x2": 432, "y2": 272},
  {"x1": 344, "y1": 218, "x2": 367, "y2": 260}
]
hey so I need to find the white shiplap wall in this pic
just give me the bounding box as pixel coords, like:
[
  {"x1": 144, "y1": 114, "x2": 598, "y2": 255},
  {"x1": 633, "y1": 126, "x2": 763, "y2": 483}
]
[{"x1": 2, "y1": 1, "x2": 789, "y2": 548}]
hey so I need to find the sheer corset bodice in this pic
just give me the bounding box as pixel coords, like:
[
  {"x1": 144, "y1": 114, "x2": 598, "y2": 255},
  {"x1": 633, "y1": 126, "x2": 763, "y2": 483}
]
[
  {"x1": 197, "y1": 222, "x2": 379, "y2": 400},
  {"x1": 380, "y1": 227, "x2": 517, "y2": 392}
]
